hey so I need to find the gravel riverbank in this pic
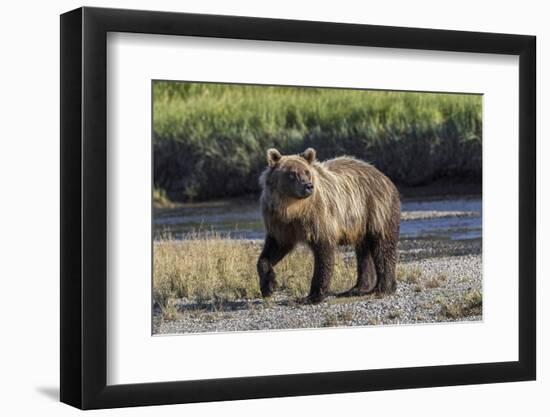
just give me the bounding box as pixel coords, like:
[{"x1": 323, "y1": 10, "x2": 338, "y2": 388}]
[{"x1": 153, "y1": 238, "x2": 482, "y2": 335}]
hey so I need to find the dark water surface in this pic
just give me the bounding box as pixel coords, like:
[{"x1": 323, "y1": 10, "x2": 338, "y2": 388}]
[{"x1": 154, "y1": 196, "x2": 482, "y2": 242}]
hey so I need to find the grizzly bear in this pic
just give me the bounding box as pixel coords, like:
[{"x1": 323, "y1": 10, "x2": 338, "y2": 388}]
[{"x1": 257, "y1": 148, "x2": 400, "y2": 303}]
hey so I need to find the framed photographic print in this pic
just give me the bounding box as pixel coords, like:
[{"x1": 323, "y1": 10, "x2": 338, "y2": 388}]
[{"x1": 60, "y1": 6, "x2": 536, "y2": 410}]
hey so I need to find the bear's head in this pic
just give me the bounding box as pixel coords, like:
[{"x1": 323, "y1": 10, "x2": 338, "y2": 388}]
[{"x1": 264, "y1": 148, "x2": 317, "y2": 199}]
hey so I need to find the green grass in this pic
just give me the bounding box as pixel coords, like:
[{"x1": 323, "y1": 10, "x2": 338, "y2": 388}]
[{"x1": 153, "y1": 81, "x2": 482, "y2": 201}]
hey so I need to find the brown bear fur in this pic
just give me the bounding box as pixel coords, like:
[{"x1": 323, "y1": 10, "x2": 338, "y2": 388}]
[{"x1": 257, "y1": 147, "x2": 400, "y2": 303}]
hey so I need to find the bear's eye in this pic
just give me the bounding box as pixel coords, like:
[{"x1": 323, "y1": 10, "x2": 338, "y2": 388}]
[{"x1": 287, "y1": 172, "x2": 296, "y2": 179}]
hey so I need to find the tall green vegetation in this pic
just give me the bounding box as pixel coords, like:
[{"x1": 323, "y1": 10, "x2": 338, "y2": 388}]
[{"x1": 153, "y1": 81, "x2": 482, "y2": 202}]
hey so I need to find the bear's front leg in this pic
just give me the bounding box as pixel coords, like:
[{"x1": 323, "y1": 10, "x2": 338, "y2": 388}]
[
  {"x1": 303, "y1": 242, "x2": 335, "y2": 304},
  {"x1": 257, "y1": 235, "x2": 294, "y2": 297}
]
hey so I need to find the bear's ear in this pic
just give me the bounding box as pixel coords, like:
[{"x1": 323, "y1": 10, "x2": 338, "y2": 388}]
[
  {"x1": 301, "y1": 148, "x2": 316, "y2": 164},
  {"x1": 267, "y1": 148, "x2": 282, "y2": 166}
]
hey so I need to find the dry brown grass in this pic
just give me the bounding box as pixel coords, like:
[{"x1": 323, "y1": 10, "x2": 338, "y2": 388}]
[
  {"x1": 153, "y1": 232, "x2": 357, "y2": 309},
  {"x1": 161, "y1": 302, "x2": 179, "y2": 321},
  {"x1": 439, "y1": 289, "x2": 483, "y2": 319},
  {"x1": 387, "y1": 310, "x2": 402, "y2": 320},
  {"x1": 425, "y1": 273, "x2": 447, "y2": 289},
  {"x1": 153, "y1": 233, "x2": 426, "y2": 316},
  {"x1": 397, "y1": 265, "x2": 422, "y2": 284},
  {"x1": 321, "y1": 310, "x2": 355, "y2": 327},
  {"x1": 338, "y1": 310, "x2": 354, "y2": 323}
]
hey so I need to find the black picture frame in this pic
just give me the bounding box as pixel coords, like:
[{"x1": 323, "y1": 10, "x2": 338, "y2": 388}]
[{"x1": 60, "y1": 6, "x2": 536, "y2": 410}]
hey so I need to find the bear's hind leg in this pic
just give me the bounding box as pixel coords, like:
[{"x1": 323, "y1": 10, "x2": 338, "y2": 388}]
[
  {"x1": 337, "y1": 240, "x2": 377, "y2": 297},
  {"x1": 371, "y1": 237, "x2": 397, "y2": 294}
]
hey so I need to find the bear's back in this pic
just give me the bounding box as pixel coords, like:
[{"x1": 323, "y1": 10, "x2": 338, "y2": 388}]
[
  {"x1": 322, "y1": 156, "x2": 374, "y2": 175},
  {"x1": 316, "y1": 156, "x2": 399, "y2": 241}
]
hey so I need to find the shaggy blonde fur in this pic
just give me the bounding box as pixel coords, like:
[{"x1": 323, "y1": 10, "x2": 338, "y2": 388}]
[
  {"x1": 257, "y1": 148, "x2": 400, "y2": 302},
  {"x1": 259, "y1": 153, "x2": 399, "y2": 245}
]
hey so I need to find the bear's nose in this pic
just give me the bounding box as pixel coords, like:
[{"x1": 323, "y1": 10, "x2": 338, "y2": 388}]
[{"x1": 305, "y1": 183, "x2": 314, "y2": 192}]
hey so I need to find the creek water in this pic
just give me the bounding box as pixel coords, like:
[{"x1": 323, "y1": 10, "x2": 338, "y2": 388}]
[{"x1": 154, "y1": 196, "x2": 482, "y2": 242}]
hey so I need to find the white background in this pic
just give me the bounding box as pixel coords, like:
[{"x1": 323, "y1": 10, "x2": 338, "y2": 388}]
[
  {"x1": 0, "y1": 0, "x2": 546, "y2": 416},
  {"x1": 107, "y1": 34, "x2": 519, "y2": 384}
]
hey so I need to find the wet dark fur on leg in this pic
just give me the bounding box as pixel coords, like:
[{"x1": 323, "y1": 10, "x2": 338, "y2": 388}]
[
  {"x1": 337, "y1": 241, "x2": 377, "y2": 297},
  {"x1": 257, "y1": 235, "x2": 294, "y2": 297}
]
